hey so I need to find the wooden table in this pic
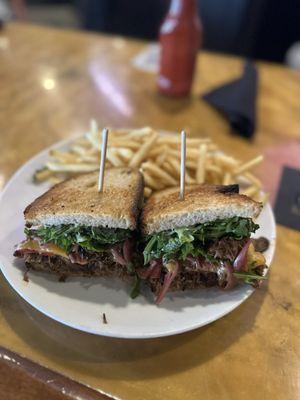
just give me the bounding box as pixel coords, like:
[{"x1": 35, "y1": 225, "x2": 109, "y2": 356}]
[{"x1": 1, "y1": 23, "x2": 300, "y2": 400}]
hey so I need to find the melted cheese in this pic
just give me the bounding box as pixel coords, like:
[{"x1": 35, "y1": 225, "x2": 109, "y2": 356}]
[
  {"x1": 247, "y1": 243, "x2": 266, "y2": 267},
  {"x1": 19, "y1": 240, "x2": 68, "y2": 259}
]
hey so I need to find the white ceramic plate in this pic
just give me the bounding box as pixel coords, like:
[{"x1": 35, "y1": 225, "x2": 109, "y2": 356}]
[{"x1": 0, "y1": 137, "x2": 276, "y2": 339}]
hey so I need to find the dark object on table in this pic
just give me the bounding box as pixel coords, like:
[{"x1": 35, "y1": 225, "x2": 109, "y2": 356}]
[
  {"x1": 203, "y1": 61, "x2": 258, "y2": 139},
  {"x1": 275, "y1": 166, "x2": 300, "y2": 232},
  {"x1": 252, "y1": 237, "x2": 270, "y2": 253}
]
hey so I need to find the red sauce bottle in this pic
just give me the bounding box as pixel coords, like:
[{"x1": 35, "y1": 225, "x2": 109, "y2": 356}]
[{"x1": 158, "y1": 0, "x2": 203, "y2": 97}]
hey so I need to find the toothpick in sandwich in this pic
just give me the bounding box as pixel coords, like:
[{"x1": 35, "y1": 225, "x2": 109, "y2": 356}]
[
  {"x1": 98, "y1": 128, "x2": 109, "y2": 192},
  {"x1": 180, "y1": 130, "x2": 186, "y2": 200}
]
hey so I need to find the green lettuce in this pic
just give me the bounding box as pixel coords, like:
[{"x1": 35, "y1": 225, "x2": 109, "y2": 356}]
[
  {"x1": 233, "y1": 271, "x2": 267, "y2": 283},
  {"x1": 143, "y1": 217, "x2": 259, "y2": 265},
  {"x1": 25, "y1": 225, "x2": 130, "y2": 253}
]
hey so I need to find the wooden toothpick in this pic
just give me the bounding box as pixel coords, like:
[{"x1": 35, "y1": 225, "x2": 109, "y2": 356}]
[
  {"x1": 98, "y1": 128, "x2": 108, "y2": 192},
  {"x1": 180, "y1": 130, "x2": 186, "y2": 200}
]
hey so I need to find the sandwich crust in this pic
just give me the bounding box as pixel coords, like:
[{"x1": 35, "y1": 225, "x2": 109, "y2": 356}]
[
  {"x1": 141, "y1": 185, "x2": 262, "y2": 235},
  {"x1": 25, "y1": 168, "x2": 144, "y2": 230}
]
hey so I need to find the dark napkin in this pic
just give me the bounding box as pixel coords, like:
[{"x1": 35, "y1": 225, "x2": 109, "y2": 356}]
[
  {"x1": 203, "y1": 61, "x2": 258, "y2": 139},
  {"x1": 274, "y1": 166, "x2": 300, "y2": 231}
]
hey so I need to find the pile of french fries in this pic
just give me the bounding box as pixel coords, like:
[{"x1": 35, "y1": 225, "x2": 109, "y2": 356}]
[{"x1": 34, "y1": 122, "x2": 266, "y2": 202}]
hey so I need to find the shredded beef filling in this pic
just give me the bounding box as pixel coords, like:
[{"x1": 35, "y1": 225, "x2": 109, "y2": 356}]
[
  {"x1": 14, "y1": 238, "x2": 141, "y2": 281},
  {"x1": 207, "y1": 237, "x2": 248, "y2": 261},
  {"x1": 22, "y1": 251, "x2": 132, "y2": 280},
  {"x1": 149, "y1": 271, "x2": 218, "y2": 294},
  {"x1": 144, "y1": 236, "x2": 265, "y2": 296},
  {"x1": 14, "y1": 230, "x2": 269, "y2": 303}
]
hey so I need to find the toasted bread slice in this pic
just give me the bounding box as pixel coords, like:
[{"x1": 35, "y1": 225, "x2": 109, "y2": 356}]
[
  {"x1": 141, "y1": 184, "x2": 262, "y2": 235},
  {"x1": 25, "y1": 168, "x2": 144, "y2": 230}
]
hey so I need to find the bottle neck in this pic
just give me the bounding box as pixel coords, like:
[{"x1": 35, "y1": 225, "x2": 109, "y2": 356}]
[{"x1": 169, "y1": 0, "x2": 198, "y2": 17}]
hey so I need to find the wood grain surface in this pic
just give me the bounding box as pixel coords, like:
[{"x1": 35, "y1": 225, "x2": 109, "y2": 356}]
[
  {"x1": 0, "y1": 346, "x2": 114, "y2": 400},
  {"x1": 0, "y1": 22, "x2": 300, "y2": 400}
]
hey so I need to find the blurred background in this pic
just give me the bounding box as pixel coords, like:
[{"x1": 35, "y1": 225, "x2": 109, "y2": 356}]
[{"x1": 1, "y1": 0, "x2": 300, "y2": 66}]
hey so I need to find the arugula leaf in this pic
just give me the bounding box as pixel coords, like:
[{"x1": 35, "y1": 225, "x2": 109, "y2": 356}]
[
  {"x1": 26, "y1": 224, "x2": 130, "y2": 253},
  {"x1": 143, "y1": 217, "x2": 259, "y2": 264},
  {"x1": 233, "y1": 271, "x2": 267, "y2": 285},
  {"x1": 24, "y1": 227, "x2": 31, "y2": 237},
  {"x1": 126, "y1": 262, "x2": 135, "y2": 275},
  {"x1": 78, "y1": 241, "x2": 106, "y2": 252},
  {"x1": 130, "y1": 275, "x2": 141, "y2": 299}
]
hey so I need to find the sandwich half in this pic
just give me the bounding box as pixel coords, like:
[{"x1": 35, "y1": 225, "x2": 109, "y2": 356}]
[
  {"x1": 14, "y1": 168, "x2": 144, "y2": 294},
  {"x1": 140, "y1": 184, "x2": 268, "y2": 304}
]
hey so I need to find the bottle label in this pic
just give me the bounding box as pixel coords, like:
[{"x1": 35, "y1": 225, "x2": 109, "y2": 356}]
[
  {"x1": 160, "y1": 19, "x2": 177, "y2": 34},
  {"x1": 169, "y1": 0, "x2": 182, "y2": 16},
  {"x1": 157, "y1": 75, "x2": 172, "y2": 89}
]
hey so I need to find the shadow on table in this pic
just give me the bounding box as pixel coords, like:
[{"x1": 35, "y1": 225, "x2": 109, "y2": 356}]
[{"x1": 1, "y1": 273, "x2": 267, "y2": 381}]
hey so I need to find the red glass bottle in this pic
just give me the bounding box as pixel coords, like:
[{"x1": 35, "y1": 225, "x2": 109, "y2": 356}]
[{"x1": 158, "y1": 0, "x2": 203, "y2": 97}]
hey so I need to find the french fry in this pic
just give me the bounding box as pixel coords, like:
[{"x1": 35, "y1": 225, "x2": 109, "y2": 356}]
[
  {"x1": 46, "y1": 162, "x2": 98, "y2": 172},
  {"x1": 106, "y1": 149, "x2": 124, "y2": 167},
  {"x1": 185, "y1": 160, "x2": 198, "y2": 169},
  {"x1": 49, "y1": 150, "x2": 79, "y2": 163},
  {"x1": 33, "y1": 167, "x2": 53, "y2": 183},
  {"x1": 164, "y1": 157, "x2": 180, "y2": 177},
  {"x1": 142, "y1": 170, "x2": 165, "y2": 190},
  {"x1": 73, "y1": 137, "x2": 91, "y2": 147},
  {"x1": 144, "y1": 187, "x2": 152, "y2": 198},
  {"x1": 234, "y1": 155, "x2": 263, "y2": 175},
  {"x1": 222, "y1": 172, "x2": 232, "y2": 185},
  {"x1": 155, "y1": 147, "x2": 168, "y2": 166},
  {"x1": 208, "y1": 172, "x2": 222, "y2": 184},
  {"x1": 205, "y1": 164, "x2": 223, "y2": 185},
  {"x1": 157, "y1": 136, "x2": 212, "y2": 146},
  {"x1": 162, "y1": 161, "x2": 176, "y2": 176},
  {"x1": 241, "y1": 185, "x2": 260, "y2": 197},
  {"x1": 71, "y1": 145, "x2": 90, "y2": 156},
  {"x1": 85, "y1": 130, "x2": 100, "y2": 150},
  {"x1": 129, "y1": 132, "x2": 158, "y2": 168},
  {"x1": 258, "y1": 192, "x2": 269, "y2": 205},
  {"x1": 79, "y1": 154, "x2": 98, "y2": 163},
  {"x1": 116, "y1": 147, "x2": 134, "y2": 161},
  {"x1": 243, "y1": 172, "x2": 262, "y2": 188},
  {"x1": 196, "y1": 144, "x2": 207, "y2": 184},
  {"x1": 34, "y1": 122, "x2": 266, "y2": 203},
  {"x1": 71, "y1": 145, "x2": 97, "y2": 158},
  {"x1": 109, "y1": 128, "x2": 151, "y2": 142},
  {"x1": 154, "y1": 148, "x2": 181, "y2": 159},
  {"x1": 206, "y1": 165, "x2": 222, "y2": 174},
  {"x1": 142, "y1": 161, "x2": 177, "y2": 186},
  {"x1": 48, "y1": 176, "x2": 64, "y2": 185},
  {"x1": 128, "y1": 126, "x2": 153, "y2": 138},
  {"x1": 214, "y1": 153, "x2": 239, "y2": 169},
  {"x1": 148, "y1": 146, "x2": 165, "y2": 158},
  {"x1": 167, "y1": 157, "x2": 195, "y2": 184},
  {"x1": 108, "y1": 140, "x2": 141, "y2": 149},
  {"x1": 149, "y1": 143, "x2": 216, "y2": 159},
  {"x1": 108, "y1": 128, "x2": 130, "y2": 135}
]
